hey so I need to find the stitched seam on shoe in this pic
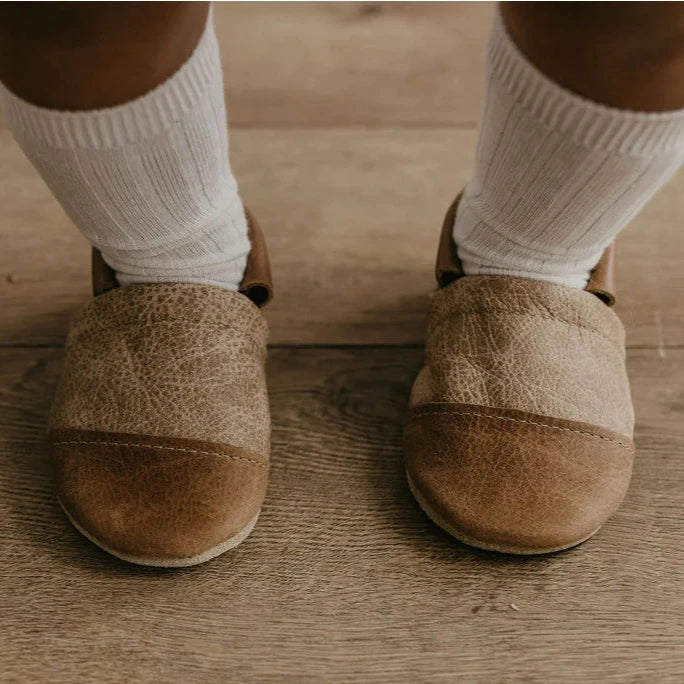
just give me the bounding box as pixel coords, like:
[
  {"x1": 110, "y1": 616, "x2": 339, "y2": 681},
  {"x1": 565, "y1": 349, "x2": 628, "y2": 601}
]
[
  {"x1": 429, "y1": 310, "x2": 623, "y2": 350},
  {"x1": 412, "y1": 408, "x2": 633, "y2": 451},
  {"x1": 51, "y1": 440, "x2": 268, "y2": 468}
]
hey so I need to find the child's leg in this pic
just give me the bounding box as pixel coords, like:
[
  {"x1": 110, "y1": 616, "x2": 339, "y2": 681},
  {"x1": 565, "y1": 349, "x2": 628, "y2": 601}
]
[
  {"x1": 406, "y1": 3, "x2": 684, "y2": 554},
  {"x1": 453, "y1": 3, "x2": 684, "y2": 288},
  {"x1": 0, "y1": 3, "x2": 271, "y2": 566},
  {"x1": 0, "y1": 2, "x2": 249, "y2": 291}
]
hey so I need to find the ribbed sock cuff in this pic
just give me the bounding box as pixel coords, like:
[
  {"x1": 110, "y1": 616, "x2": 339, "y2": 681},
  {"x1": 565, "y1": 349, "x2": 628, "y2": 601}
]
[
  {"x1": 0, "y1": 7, "x2": 219, "y2": 149},
  {"x1": 489, "y1": 8, "x2": 684, "y2": 157}
]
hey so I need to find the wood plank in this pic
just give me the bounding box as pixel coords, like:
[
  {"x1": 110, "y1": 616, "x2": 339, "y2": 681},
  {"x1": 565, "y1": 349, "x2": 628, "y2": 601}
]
[
  {"x1": 1, "y1": 347, "x2": 683, "y2": 681},
  {"x1": 2, "y1": 127, "x2": 683, "y2": 348},
  {"x1": 215, "y1": 1, "x2": 491, "y2": 126}
]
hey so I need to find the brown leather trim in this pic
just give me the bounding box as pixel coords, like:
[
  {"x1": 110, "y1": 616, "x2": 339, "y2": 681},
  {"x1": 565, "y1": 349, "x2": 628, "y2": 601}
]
[
  {"x1": 92, "y1": 247, "x2": 119, "y2": 297},
  {"x1": 91, "y1": 207, "x2": 274, "y2": 307},
  {"x1": 435, "y1": 194, "x2": 617, "y2": 306},
  {"x1": 408, "y1": 402, "x2": 634, "y2": 451},
  {"x1": 405, "y1": 402, "x2": 633, "y2": 552},
  {"x1": 586, "y1": 243, "x2": 616, "y2": 306},
  {"x1": 240, "y1": 208, "x2": 274, "y2": 308},
  {"x1": 435, "y1": 194, "x2": 465, "y2": 288},
  {"x1": 49, "y1": 428, "x2": 269, "y2": 561}
]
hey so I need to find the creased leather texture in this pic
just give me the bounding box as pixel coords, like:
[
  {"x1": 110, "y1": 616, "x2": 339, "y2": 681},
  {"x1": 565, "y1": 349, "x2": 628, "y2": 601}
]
[
  {"x1": 411, "y1": 276, "x2": 633, "y2": 437},
  {"x1": 405, "y1": 199, "x2": 635, "y2": 553},
  {"x1": 49, "y1": 279, "x2": 271, "y2": 564},
  {"x1": 405, "y1": 404, "x2": 634, "y2": 552},
  {"x1": 51, "y1": 428, "x2": 268, "y2": 561},
  {"x1": 50, "y1": 283, "x2": 269, "y2": 454}
]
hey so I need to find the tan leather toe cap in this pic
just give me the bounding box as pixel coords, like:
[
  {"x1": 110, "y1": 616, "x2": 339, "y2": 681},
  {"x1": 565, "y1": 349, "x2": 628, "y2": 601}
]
[
  {"x1": 405, "y1": 403, "x2": 634, "y2": 554},
  {"x1": 49, "y1": 429, "x2": 269, "y2": 566}
]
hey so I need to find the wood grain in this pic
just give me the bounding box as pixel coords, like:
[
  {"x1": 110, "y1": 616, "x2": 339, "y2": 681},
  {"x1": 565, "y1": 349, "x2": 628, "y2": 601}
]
[
  {"x1": 1, "y1": 126, "x2": 683, "y2": 348},
  {"x1": 1, "y1": 347, "x2": 682, "y2": 682},
  {"x1": 214, "y1": 1, "x2": 491, "y2": 127},
  {"x1": 1, "y1": 3, "x2": 683, "y2": 680}
]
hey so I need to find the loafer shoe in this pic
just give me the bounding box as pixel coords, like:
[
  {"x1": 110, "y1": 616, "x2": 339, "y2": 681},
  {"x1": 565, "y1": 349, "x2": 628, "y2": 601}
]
[
  {"x1": 405, "y1": 197, "x2": 635, "y2": 554},
  {"x1": 48, "y1": 211, "x2": 273, "y2": 567}
]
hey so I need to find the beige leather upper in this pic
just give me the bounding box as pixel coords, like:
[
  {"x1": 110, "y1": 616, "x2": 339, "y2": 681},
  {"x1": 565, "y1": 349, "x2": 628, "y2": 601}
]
[
  {"x1": 406, "y1": 197, "x2": 634, "y2": 553},
  {"x1": 410, "y1": 275, "x2": 634, "y2": 438},
  {"x1": 50, "y1": 282, "x2": 270, "y2": 456}
]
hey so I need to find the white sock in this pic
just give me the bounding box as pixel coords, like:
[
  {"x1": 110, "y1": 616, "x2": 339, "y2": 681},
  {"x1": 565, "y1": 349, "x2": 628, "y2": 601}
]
[
  {"x1": 0, "y1": 7, "x2": 248, "y2": 291},
  {"x1": 454, "y1": 9, "x2": 684, "y2": 289}
]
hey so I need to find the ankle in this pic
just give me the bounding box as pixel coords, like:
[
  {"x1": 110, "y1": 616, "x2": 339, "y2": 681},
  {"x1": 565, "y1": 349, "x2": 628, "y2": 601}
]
[
  {"x1": 453, "y1": 194, "x2": 601, "y2": 290},
  {"x1": 103, "y1": 202, "x2": 251, "y2": 292}
]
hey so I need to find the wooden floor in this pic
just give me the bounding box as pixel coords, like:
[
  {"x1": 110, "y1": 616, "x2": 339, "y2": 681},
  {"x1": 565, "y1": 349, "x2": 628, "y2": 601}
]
[{"x1": 2, "y1": 3, "x2": 683, "y2": 681}]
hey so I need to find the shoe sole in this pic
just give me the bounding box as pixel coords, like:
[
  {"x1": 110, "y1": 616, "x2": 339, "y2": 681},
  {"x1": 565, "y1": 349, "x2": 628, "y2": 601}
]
[
  {"x1": 406, "y1": 471, "x2": 601, "y2": 555},
  {"x1": 58, "y1": 497, "x2": 260, "y2": 567}
]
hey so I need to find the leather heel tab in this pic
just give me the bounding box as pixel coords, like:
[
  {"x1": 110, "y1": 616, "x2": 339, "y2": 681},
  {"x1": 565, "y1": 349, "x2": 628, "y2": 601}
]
[{"x1": 239, "y1": 209, "x2": 274, "y2": 307}]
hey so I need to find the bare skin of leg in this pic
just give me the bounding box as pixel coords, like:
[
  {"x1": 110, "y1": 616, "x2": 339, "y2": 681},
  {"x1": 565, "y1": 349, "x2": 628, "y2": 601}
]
[
  {"x1": 0, "y1": 1, "x2": 209, "y2": 109},
  {"x1": 501, "y1": 1, "x2": 684, "y2": 112},
  {"x1": 3, "y1": 1, "x2": 681, "y2": 113}
]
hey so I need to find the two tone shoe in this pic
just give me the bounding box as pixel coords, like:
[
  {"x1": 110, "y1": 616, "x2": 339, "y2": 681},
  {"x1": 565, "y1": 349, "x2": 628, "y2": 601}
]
[
  {"x1": 405, "y1": 198, "x2": 635, "y2": 554},
  {"x1": 48, "y1": 212, "x2": 273, "y2": 567}
]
